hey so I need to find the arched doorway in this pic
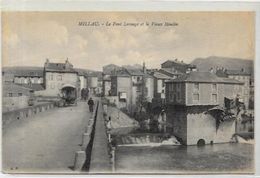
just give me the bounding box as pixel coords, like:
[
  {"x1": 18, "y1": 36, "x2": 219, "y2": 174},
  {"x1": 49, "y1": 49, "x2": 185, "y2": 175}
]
[{"x1": 197, "y1": 139, "x2": 206, "y2": 146}]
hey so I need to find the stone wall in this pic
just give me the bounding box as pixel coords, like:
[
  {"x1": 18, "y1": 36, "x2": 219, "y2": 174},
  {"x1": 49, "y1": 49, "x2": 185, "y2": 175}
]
[
  {"x1": 167, "y1": 105, "x2": 236, "y2": 145},
  {"x1": 2, "y1": 96, "x2": 29, "y2": 112},
  {"x1": 186, "y1": 107, "x2": 235, "y2": 145},
  {"x1": 2, "y1": 102, "x2": 55, "y2": 131}
]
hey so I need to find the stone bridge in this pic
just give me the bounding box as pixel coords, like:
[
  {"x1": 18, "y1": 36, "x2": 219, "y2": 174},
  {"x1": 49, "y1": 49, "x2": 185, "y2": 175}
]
[{"x1": 2, "y1": 98, "x2": 111, "y2": 173}]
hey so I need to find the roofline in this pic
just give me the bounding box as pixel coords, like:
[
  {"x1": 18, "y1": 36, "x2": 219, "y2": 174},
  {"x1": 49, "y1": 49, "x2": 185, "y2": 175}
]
[
  {"x1": 111, "y1": 75, "x2": 130, "y2": 77},
  {"x1": 14, "y1": 75, "x2": 43, "y2": 77},
  {"x1": 227, "y1": 73, "x2": 251, "y2": 76},
  {"x1": 165, "y1": 80, "x2": 244, "y2": 85},
  {"x1": 45, "y1": 70, "x2": 78, "y2": 74}
]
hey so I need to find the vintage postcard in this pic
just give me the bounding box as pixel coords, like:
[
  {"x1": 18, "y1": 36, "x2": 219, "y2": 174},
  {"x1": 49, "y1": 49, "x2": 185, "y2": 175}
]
[{"x1": 1, "y1": 9, "x2": 257, "y2": 175}]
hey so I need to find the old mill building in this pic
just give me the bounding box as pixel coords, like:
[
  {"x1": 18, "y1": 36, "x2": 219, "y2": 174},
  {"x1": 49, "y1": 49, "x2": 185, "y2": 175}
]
[{"x1": 165, "y1": 71, "x2": 244, "y2": 145}]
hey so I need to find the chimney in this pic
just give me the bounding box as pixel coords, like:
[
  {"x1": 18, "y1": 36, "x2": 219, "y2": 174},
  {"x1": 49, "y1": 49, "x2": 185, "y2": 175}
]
[
  {"x1": 44, "y1": 58, "x2": 49, "y2": 67},
  {"x1": 175, "y1": 58, "x2": 178, "y2": 61},
  {"x1": 143, "y1": 61, "x2": 147, "y2": 74},
  {"x1": 241, "y1": 68, "x2": 244, "y2": 72},
  {"x1": 181, "y1": 60, "x2": 183, "y2": 63}
]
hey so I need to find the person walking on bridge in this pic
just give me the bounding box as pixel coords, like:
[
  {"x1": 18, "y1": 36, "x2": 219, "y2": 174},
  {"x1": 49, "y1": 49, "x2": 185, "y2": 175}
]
[{"x1": 88, "y1": 97, "x2": 94, "y2": 112}]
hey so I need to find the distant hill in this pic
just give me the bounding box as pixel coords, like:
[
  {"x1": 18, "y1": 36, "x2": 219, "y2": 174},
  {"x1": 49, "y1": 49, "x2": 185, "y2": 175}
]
[
  {"x1": 3, "y1": 66, "x2": 99, "y2": 76},
  {"x1": 3, "y1": 66, "x2": 43, "y2": 72},
  {"x1": 123, "y1": 64, "x2": 143, "y2": 70},
  {"x1": 191, "y1": 56, "x2": 254, "y2": 73}
]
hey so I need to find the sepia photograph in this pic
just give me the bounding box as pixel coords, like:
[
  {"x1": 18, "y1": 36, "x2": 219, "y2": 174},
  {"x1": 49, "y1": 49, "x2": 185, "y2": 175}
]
[{"x1": 1, "y1": 10, "x2": 256, "y2": 174}]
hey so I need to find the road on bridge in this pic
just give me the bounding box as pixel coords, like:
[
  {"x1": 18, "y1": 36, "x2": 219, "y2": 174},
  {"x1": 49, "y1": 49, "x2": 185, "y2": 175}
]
[{"x1": 2, "y1": 101, "x2": 92, "y2": 173}]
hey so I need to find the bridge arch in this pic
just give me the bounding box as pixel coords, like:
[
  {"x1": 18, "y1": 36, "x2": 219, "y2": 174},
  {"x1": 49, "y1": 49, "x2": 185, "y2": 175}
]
[{"x1": 197, "y1": 139, "x2": 206, "y2": 146}]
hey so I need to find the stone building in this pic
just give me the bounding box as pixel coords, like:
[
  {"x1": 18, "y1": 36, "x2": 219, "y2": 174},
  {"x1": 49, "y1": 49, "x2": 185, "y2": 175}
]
[
  {"x1": 216, "y1": 68, "x2": 252, "y2": 109},
  {"x1": 165, "y1": 71, "x2": 244, "y2": 145},
  {"x1": 110, "y1": 67, "x2": 154, "y2": 113},
  {"x1": 152, "y1": 71, "x2": 172, "y2": 104},
  {"x1": 102, "y1": 73, "x2": 112, "y2": 96},
  {"x1": 2, "y1": 83, "x2": 34, "y2": 112},
  {"x1": 102, "y1": 64, "x2": 122, "y2": 97},
  {"x1": 75, "y1": 69, "x2": 87, "y2": 90},
  {"x1": 161, "y1": 59, "x2": 197, "y2": 73},
  {"x1": 151, "y1": 59, "x2": 197, "y2": 105},
  {"x1": 37, "y1": 59, "x2": 80, "y2": 97},
  {"x1": 110, "y1": 69, "x2": 132, "y2": 109},
  {"x1": 87, "y1": 73, "x2": 99, "y2": 94},
  {"x1": 13, "y1": 70, "x2": 43, "y2": 85},
  {"x1": 144, "y1": 73, "x2": 154, "y2": 103}
]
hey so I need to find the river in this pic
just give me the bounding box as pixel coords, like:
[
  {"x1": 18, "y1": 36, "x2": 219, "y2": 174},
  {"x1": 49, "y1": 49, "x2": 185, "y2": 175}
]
[
  {"x1": 115, "y1": 143, "x2": 254, "y2": 173},
  {"x1": 111, "y1": 124, "x2": 254, "y2": 174}
]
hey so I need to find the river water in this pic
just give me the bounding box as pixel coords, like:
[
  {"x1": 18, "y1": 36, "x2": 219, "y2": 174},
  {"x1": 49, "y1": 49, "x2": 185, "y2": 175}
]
[
  {"x1": 111, "y1": 125, "x2": 254, "y2": 174},
  {"x1": 115, "y1": 143, "x2": 254, "y2": 173}
]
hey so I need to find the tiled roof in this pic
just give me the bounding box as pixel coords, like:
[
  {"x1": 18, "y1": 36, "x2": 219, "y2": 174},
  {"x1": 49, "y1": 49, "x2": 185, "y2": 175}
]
[
  {"x1": 111, "y1": 69, "x2": 130, "y2": 77},
  {"x1": 159, "y1": 68, "x2": 183, "y2": 75},
  {"x1": 45, "y1": 62, "x2": 77, "y2": 73},
  {"x1": 17, "y1": 84, "x2": 45, "y2": 91},
  {"x1": 153, "y1": 71, "x2": 172, "y2": 79},
  {"x1": 220, "y1": 77, "x2": 244, "y2": 84},
  {"x1": 125, "y1": 68, "x2": 144, "y2": 76},
  {"x1": 226, "y1": 70, "x2": 251, "y2": 76},
  {"x1": 3, "y1": 83, "x2": 33, "y2": 94},
  {"x1": 167, "y1": 71, "x2": 243, "y2": 84},
  {"x1": 14, "y1": 70, "x2": 43, "y2": 77}
]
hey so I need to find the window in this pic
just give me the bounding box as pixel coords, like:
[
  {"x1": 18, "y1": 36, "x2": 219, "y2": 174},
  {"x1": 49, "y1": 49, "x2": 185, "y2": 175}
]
[
  {"x1": 244, "y1": 89, "x2": 248, "y2": 95},
  {"x1": 173, "y1": 84, "x2": 177, "y2": 91},
  {"x1": 119, "y1": 92, "x2": 127, "y2": 99},
  {"x1": 119, "y1": 92, "x2": 127, "y2": 102},
  {"x1": 18, "y1": 93, "x2": 23, "y2": 96},
  {"x1": 194, "y1": 83, "x2": 199, "y2": 90},
  {"x1": 8, "y1": 93, "x2": 13, "y2": 97},
  {"x1": 162, "y1": 89, "x2": 165, "y2": 93},
  {"x1": 193, "y1": 93, "x2": 199, "y2": 101},
  {"x1": 57, "y1": 75, "x2": 62, "y2": 81},
  {"x1": 162, "y1": 80, "x2": 165, "y2": 87},
  {"x1": 177, "y1": 83, "x2": 181, "y2": 90},
  {"x1": 137, "y1": 77, "x2": 140, "y2": 82},
  {"x1": 177, "y1": 92, "x2": 181, "y2": 100},
  {"x1": 212, "y1": 84, "x2": 217, "y2": 91},
  {"x1": 51, "y1": 83, "x2": 55, "y2": 89},
  {"x1": 212, "y1": 94, "x2": 217, "y2": 103},
  {"x1": 169, "y1": 93, "x2": 173, "y2": 101},
  {"x1": 49, "y1": 74, "x2": 54, "y2": 80}
]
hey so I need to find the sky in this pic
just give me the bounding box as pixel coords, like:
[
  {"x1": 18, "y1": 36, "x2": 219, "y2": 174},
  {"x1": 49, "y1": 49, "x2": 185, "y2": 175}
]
[{"x1": 2, "y1": 12, "x2": 255, "y2": 71}]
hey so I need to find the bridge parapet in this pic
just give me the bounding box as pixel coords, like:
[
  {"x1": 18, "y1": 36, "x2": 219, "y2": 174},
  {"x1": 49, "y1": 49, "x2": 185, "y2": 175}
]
[
  {"x1": 88, "y1": 101, "x2": 111, "y2": 173},
  {"x1": 2, "y1": 102, "x2": 56, "y2": 131}
]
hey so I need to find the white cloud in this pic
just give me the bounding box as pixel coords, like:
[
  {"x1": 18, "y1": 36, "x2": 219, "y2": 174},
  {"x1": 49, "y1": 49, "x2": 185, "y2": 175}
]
[
  {"x1": 22, "y1": 20, "x2": 69, "y2": 47},
  {"x1": 6, "y1": 33, "x2": 20, "y2": 47}
]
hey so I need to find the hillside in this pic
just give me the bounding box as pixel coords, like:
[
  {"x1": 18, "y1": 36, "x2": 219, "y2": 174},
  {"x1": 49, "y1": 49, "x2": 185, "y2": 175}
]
[
  {"x1": 2, "y1": 66, "x2": 100, "y2": 76},
  {"x1": 191, "y1": 56, "x2": 254, "y2": 73}
]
